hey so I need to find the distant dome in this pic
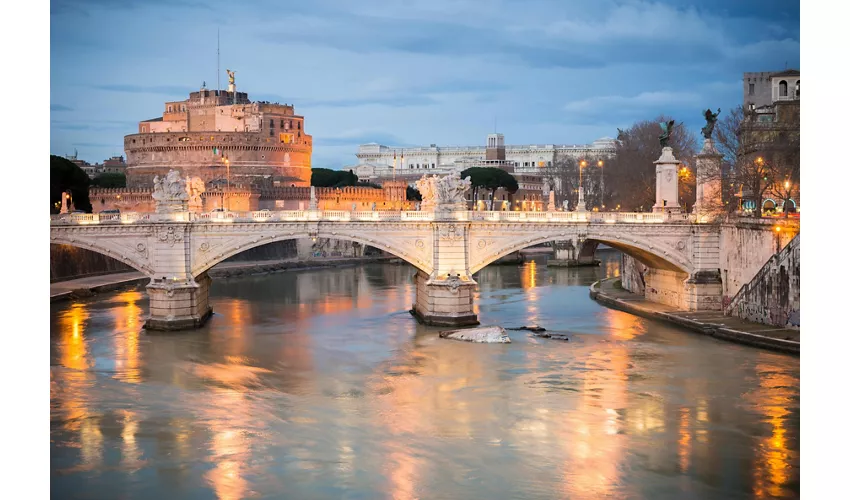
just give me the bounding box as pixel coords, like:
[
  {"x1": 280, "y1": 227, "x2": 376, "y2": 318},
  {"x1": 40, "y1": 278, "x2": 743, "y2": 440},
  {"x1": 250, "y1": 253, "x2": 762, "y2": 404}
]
[{"x1": 593, "y1": 137, "x2": 617, "y2": 148}]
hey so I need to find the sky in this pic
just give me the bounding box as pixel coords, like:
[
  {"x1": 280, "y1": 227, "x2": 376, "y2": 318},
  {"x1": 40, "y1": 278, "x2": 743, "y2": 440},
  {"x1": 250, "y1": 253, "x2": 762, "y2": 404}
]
[{"x1": 50, "y1": 0, "x2": 800, "y2": 169}]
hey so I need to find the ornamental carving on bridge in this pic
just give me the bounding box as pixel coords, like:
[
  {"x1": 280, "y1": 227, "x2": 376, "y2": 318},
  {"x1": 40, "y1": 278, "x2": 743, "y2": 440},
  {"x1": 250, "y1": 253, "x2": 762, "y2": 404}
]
[
  {"x1": 156, "y1": 226, "x2": 185, "y2": 247},
  {"x1": 438, "y1": 224, "x2": 464, "y2": 241}
]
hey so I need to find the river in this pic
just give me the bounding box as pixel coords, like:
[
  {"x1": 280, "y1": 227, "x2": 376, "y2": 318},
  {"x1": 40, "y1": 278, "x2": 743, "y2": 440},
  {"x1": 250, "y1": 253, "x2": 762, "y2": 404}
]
[{"x1": 50, "y1": 251, "x2": 800, "y2": 499}]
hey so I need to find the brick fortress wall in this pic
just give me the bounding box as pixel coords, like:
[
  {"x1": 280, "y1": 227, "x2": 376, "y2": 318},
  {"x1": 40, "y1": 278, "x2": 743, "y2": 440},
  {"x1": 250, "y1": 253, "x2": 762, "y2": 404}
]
[{"x1": 124, "y1": 130, "x2": 312, "y2": 188}]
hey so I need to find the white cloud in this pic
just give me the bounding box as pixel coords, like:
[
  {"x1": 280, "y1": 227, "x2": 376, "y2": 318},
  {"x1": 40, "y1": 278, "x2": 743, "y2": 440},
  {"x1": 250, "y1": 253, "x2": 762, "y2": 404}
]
[{"x1": 564, "y1": 90, "x2": 701, "y2": 113}]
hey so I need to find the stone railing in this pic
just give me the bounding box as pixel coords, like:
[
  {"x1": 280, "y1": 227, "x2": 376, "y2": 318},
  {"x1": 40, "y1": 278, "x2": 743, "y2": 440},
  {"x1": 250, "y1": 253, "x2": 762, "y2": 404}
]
[{"x1": 51, "y1": 209, "x2": 688, "y2": 225}]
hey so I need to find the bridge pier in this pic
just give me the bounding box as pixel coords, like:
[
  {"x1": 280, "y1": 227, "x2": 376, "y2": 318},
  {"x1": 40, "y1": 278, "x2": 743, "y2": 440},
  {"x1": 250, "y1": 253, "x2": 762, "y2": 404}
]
[
  {"x1": 411, "y1": 270, "x2": 479, "y2": 327},
  {"x1": 684, "y1": 270, "x2": 723, "y2": 311},
  {"x1": 144, "y1": 272, "x2": 213, "y2": 331}
]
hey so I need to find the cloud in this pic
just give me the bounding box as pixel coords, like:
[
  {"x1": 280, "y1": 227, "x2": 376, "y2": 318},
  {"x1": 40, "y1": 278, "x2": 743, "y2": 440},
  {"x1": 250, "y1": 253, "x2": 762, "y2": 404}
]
[
  {"x1": 314, "y1": 130, "x2": 410, "y2": 147},
  {"x1": 51, "y1": 104, "x2": 74, "y2": 112},
  {"x1": 565, "y1": 90, "x2": 701, "y2": 114},
  {"x1": 91, "y1": 84, "x2": 193, "y2": 96},
  {"x1": 71, "y1": 141, "x2": 119, "y2": 148},
  {"x1": 51, "y1": 0, "x2": 210, "y2": 16}
]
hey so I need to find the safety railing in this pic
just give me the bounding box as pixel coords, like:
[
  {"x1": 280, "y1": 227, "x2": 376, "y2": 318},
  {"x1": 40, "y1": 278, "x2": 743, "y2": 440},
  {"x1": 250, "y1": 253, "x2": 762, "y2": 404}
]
[{"x1": 50, "y1": 209, "x2": 683, "y2": 225}]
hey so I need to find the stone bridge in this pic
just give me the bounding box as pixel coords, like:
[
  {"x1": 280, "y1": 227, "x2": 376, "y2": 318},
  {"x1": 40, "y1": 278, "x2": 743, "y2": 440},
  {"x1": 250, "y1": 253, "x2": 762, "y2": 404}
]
[
  {"x1": 50, "y1": 208, "x2": 722, "y2": 330},
  {"x1": 50, "y1": 141, "x2": 739, "y2": 330}
]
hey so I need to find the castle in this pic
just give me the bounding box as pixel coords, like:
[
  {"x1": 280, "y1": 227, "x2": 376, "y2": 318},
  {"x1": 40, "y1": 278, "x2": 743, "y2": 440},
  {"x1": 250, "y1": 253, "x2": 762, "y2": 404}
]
[{"x1": 124, "y1": 73, "x2": 312, "y2": 189}]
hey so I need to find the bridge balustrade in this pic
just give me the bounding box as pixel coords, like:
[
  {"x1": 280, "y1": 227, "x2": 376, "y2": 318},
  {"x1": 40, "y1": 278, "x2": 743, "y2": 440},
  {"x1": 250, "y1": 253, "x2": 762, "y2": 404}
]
[{"x1": 49, "y1": 209, "x2": 691, "y2": 225}]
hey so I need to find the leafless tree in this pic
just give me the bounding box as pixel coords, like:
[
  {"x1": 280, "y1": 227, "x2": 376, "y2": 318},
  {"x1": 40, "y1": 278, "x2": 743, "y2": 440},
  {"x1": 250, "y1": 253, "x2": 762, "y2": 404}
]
[
  {"x1": 604, "y1": 116, "x2": 697, "y2": 211},
  {"x1": 735, "y1": 103, "x2": 800, "y2": 216}
]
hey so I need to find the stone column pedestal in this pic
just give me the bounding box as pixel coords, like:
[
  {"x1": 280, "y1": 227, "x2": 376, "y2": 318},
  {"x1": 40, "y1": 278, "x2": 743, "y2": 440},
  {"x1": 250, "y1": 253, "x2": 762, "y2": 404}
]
[
  {"x1": 410, "y1": 270, "x2": 479, "y2": 326},
  {"x1": 653, "y1": 147, "x2": 682, "y2": 213},
  {"x1": 693, "y1": 138, "x2": 723, "y2": 223},
  {"x1": 684, "y1": 270, "x2": 723, "y2": 311},
  {"x1": 145, "y1": 273, "x2": 213, "y2": 330}
]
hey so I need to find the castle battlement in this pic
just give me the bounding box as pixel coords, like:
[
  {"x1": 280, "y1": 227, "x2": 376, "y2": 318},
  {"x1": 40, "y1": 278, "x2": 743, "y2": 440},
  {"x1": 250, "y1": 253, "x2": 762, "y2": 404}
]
[{"x1": 126, "y1": 79, "x2": 313, "y2": 189}]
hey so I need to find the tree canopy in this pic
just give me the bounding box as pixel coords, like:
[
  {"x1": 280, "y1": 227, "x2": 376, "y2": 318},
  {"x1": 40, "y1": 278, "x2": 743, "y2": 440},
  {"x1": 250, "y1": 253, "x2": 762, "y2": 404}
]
[
  {"x1": 50, "y1": 155, "x2": 92, "y2": 213},
  {"x1": 459, "y1": 167, "x2": 518, "y2": 201},
  {"x1": 406, "y1": 186, "x2": 422, "y2": 201},
  {"x1": 311, "y1": 168, "x2": 359, "y2": 187},
  {"x1": 90, "y1": 172, "x2": 127, "y2": 189}
]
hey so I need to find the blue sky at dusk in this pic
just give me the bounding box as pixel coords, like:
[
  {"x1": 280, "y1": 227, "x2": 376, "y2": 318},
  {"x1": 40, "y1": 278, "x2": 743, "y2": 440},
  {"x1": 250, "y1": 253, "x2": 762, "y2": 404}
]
[{"x1": 50, "y1": 0, "x2": 799, "y2": 168}]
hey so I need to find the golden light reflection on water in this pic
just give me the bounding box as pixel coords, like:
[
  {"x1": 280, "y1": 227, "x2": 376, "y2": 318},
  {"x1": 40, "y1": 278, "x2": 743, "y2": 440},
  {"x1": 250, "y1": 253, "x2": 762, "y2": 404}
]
[
  {"x1": 749, "y1": 362, "x2": 796, "y2": 499},
  {"x1": 56, "y1": 302, "x2": 94, "y2": 435},
  {"x1": 203, "y1": 388, "x2": 253, "y2": 500},
  {"x1": 112, "y1": 291, "x2": 143, "y2": 384},
  {"x1": 678, "y1": 408, "x2": 692, "y2": 473},
  {"x1": 562, "y1": 345, "x2": 629, "y2": 498},
  {"x1": 520, "y1": 259, "x2": 538, "y2": 289},
  {"x1": 121, "y1": 410, "x2": 144, "y2": 471}
]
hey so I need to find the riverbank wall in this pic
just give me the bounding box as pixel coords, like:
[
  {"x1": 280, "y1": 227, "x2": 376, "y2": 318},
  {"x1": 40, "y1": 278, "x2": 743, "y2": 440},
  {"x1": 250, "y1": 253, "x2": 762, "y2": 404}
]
[{"x1": 590, "y1": 277, "x2": 799, "y2": 354}]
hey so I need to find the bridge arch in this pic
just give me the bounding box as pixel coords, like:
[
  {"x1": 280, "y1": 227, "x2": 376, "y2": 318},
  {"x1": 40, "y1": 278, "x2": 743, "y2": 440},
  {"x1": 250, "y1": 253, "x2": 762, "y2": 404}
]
[
  {"x1": 49, "y1": 234, "x2": 155, "y2": 276},
  {"x1": 469, "y1": 232, "x2": 692, "y2": 276},
  {"x1": 190, "y1": 230, "x2": 432, "y2": 278}
]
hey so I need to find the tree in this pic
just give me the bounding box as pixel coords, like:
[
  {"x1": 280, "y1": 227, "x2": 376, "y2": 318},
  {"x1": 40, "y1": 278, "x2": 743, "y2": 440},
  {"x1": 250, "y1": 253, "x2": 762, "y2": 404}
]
[
  {"x1": 50, "y1": 155, "x2": 92, "y2": 213},
  {"x1": 406, "y1": 186, "x2": 422, "y2": 201},
  {"x1": 604, "y1": 116, "x2": 698, "y2": 211},
  {"x1": 311, "y1": 168, "x2": 359, "y2": 187},
  {"x1": 712, "y1": 105, "x2": 744, "y2": 211},
  {"x1": 90, "y1": 172, "x2": 126, "y2": 188},
  {"x1": 735, "y1": 102, "x2": 800, "y2": 217},
  {"x1": 460, "y1": 167, "x2": 518, "y2": 204}
]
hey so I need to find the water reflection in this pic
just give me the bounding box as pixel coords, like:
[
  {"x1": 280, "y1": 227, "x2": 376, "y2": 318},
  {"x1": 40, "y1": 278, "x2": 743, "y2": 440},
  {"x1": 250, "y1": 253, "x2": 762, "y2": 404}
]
[{"x1": 50, "y1": 256, "x2": 800, "y2": 499}]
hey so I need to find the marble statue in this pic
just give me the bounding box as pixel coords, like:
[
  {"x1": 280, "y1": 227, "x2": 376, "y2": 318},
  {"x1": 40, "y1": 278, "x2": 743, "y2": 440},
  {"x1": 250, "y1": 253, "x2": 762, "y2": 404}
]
[
  {"x1": 152, "y1": 169, "x2": 189, "y2": 213},
  {"x1": 186, "y1": 176, "x2": 205, "y2": 208},
  {"x1": 415, "y1": 172, "x2": 472, "y2": 210},
  {"x1": 152, "y1": 170, "x2": 188, "y2": 202},
  {"x1": 700, "y1": 108, "x2": 721, "y2": 139},
  {"x1": 226, "y1": 69, "x2": 235, "y2": 86},
  {"x1": 659, "y1": 120, "x2": 675, "y2": 148}
]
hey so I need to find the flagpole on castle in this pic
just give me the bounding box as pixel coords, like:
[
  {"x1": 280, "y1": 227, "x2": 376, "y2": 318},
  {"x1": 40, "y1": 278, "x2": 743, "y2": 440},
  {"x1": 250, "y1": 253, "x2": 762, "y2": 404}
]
[{"x1": 217, "y1": 28, "x2": 220, "y2": 94}]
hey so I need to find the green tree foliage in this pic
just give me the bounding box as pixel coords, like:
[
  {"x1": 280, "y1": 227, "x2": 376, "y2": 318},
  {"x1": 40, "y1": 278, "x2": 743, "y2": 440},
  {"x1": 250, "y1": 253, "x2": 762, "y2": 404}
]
[
  {"x1": 90, "y1": 173, "x2": 127, "y2": 188},
  {"x1": 459, "y1": 167, "x2": 519, "y2": 202},
  {"x1": 406, "y1": 186, "x2": 422, "y2": 201},
  {"x1": 50, "y1": 155, "x2": 92, "y2": 213},
  {"x1": 311, "y1": 168, "x2": 359, "y2": 187}
]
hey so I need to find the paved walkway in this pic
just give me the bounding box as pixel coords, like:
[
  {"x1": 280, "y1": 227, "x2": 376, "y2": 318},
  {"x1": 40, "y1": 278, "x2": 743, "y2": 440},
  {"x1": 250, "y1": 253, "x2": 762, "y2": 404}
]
[
  {"x1": 50, "y1": 256, "x2": 397, "y2": 302},
  {"x1": 590, "y1": 277, "x2": 799, "y2": 354}
]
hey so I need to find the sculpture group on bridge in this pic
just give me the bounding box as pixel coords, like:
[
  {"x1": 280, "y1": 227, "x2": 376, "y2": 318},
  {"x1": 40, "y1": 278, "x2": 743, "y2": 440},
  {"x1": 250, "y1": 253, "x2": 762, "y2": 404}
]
[{"x1": 415, "y1": 171, "x2": 472, "y2": 210}]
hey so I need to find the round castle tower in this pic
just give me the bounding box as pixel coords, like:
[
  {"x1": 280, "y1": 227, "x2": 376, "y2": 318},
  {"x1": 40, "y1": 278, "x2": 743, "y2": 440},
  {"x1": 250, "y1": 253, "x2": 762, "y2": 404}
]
[{"x1": 124, "y1": 76, "x2": 312, "y2": 188}]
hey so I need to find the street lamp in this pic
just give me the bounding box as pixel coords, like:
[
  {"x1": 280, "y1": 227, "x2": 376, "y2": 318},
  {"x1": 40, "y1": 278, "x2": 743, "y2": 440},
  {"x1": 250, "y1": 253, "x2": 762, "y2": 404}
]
[
  {"x1": 579, "y1": 159, "x2": 586, "y2": 188},
  {"x1": 597, "y1": 159, "x2": 604, "y2": 210},
  {"x1": 223, "y1": 155, "x2": 231, "y2": 210}
]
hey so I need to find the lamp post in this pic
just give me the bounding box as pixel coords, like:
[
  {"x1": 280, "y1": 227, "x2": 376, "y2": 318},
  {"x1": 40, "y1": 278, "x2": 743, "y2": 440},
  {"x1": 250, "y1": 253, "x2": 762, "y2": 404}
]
[
  {"x1": 597, "y1": 159, "x2": 604, "y2": 210},
  {"x1": 223, "y1": 155, "x2": 231, "y2": 210},
  {"x1": 578, "y1": 159, "x2": 587, "y2": 211}
]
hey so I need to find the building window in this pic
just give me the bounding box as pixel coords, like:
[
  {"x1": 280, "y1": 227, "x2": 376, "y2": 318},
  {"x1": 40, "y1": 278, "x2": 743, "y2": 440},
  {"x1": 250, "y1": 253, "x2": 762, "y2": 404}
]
[
  {"x1": 270, "y1": 120, "x2": 275, "y2": 128},
  {"x1": 779, "y1": 80, "x2": 788, "y2": 97},
  {"x1": 748, "y1": 83, "x2": 755, "y2": 96},
  {"x1": 795, "y1": 80, "x2": 800, "y2": 98}
]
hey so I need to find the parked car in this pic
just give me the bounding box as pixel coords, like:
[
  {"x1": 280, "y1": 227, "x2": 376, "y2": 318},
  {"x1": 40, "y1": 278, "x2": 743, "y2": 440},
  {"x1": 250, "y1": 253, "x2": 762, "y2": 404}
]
[{"x1": 212, "y1": 208, "x2": 226, "y2": 212}]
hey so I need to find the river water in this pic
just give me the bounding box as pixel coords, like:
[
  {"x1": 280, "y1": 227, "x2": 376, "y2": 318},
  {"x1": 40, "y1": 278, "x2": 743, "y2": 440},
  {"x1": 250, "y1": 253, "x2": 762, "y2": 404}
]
[{"x1": 50, "y1": 251, "x2": 800, "y2": 499}]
